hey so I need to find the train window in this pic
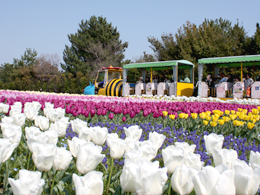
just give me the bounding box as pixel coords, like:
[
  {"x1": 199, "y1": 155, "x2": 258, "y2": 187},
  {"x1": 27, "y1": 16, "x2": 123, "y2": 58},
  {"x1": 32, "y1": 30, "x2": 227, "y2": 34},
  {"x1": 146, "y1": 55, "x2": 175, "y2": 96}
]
[
  {"x1": 108, "y1": 71, "x2": 121, "y2": 81},
  {"x1": 97, "y1": 71, "x2": 105, "y2": 82}
]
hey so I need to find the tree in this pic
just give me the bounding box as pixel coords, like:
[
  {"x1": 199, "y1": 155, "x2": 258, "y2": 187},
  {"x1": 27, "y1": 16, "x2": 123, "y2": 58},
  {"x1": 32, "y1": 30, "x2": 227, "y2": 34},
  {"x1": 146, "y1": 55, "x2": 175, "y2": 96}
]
[
  {"x1": 148, "y1": 18, "x2": 248, "y2": 80},
  {"x1": 13, "y1": 48, "x2": 38, "y2": 67},
  {"x1": 61, "y1": 16, "x2": 128, "y2": 78},
  {"x1": 33, "y1": 54, "x2": 60, "y2": 90}
]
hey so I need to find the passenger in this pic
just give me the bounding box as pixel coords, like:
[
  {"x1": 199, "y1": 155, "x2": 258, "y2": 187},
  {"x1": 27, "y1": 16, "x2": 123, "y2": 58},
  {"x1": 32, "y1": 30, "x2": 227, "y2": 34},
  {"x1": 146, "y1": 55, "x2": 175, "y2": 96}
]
[
  {"x1": 160, "y1": 74, "x2": 165, "y2": 82},
  {"x1": 234, "y1": 77, "x2": 240, "y2": 84},
  {"x1": 205, "y1": 74, "x2": 212, "y2": 86},
  {"x1": 165, "y1": 77, "x2": 171, "y2": 87},
  {"x1": 145, "y1": 77, "x2": 150, "y2": 83},
  {"x1": 227, "y1": 74, "x2": 233, "y2": 82},
  {"x1": 245, "y1": 74, "x2": 254, "y2": 97},
  {"x1": 136, "y1": 77, "x2": 143, "y2": 84},
  {"x1": 219, "y1": 73, "x2": 227, "y2": 83},
  {"x1": 214, "y1": 75, "x2": 221, "y2": 87},
  {"x1": 183, "y1": 74, "x2": 191, "y2": 83},
  {"x1": 153, "y1": 76, "x2": 158, "y2": 83}
]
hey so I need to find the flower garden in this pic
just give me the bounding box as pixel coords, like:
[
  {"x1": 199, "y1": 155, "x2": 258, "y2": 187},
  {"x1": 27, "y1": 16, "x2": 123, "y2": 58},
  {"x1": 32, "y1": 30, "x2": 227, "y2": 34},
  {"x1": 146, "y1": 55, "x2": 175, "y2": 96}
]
[{"x1": 0, "y1": 90, "x2": 260, "y2": 195}]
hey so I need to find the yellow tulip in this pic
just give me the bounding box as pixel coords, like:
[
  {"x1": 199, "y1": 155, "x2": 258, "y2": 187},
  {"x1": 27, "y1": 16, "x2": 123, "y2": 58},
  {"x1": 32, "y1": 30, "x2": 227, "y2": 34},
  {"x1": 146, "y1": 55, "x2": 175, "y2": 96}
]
[
  {"x1": 255, "y1": 115, "x2": 260, "y2": 121},
  {"x1": 199, "y1": 112, "x2": 206, "y2": 119},
  {"x1": 206, "y1": 116, "x2": 211, "y2": 121},
  {"x1": 162, "y1": 111, "x2": 168, "y2": 117},
  {"x1": 236, "y1": 111, "x2": 242, "y2": 116},
  {"x1": 229, "y1": 114, "x2": 237, "y2": 120},
  {"x1": 220, "y1": 111, "x2": 224, "y2": 116},
  {"x1": 231, "y1": 110, "x2": 236, "y2": 114},
  {"x1": 257, "y1": 106, "x2": 260, "y2": 111},
  {"x1": 233, "y1": 120, "x2": 244, "y2": 127},
  {"x1": 225, "y1": 110, "x2": 230, "y2": 115},
  {"x1": 214, "y1": 114, "x2": 220, "y2": 119},
  {"x1": 210, "y1": 121, "x2": 217, "y2": 127},
  {"x1": 212, "y1": 116, "x2": 218, "y2": 122},
  {"x1": 212, "y1": 110, "x2": 221, "y2": 115},
  {"x1": 242, "y1": 109, "x2": 248, "y2": 114},
  {"x1": 169, "y1": 114, "x2": 175, "y2": 120},
  {"x1": 191, "y1": 113, "x2": 198, "y2": 119},
  {"x1": 179, "y1": 113, "x2": 187, "y2": 119},
  {"x1": 184, "y1": 114, "x2": 189, "y2": 119},
  {"x1": 251, "y1": 119, "x2": 256, "y2": 123},
  {"x1": 252, "y1": 108, "x2": 259, "y2": 115},
  {"x1": 205, "y1": 111, "x2": 211, "y2": 116},
  {"x1": 237, "y1": 108, "x2": 243, "y2": 112},
  {"x1": 218, "y1": 119, "x2": 225, "y2": 125},
  {"x1": 223, "y1": 116, "x2": 230, "y2": 122},
  {"x1": 247, "y1": 122, "x2": 255, "y2": 129},
  {"x1": 203, "y1": 120, "x2": 209, "y2": 125}
]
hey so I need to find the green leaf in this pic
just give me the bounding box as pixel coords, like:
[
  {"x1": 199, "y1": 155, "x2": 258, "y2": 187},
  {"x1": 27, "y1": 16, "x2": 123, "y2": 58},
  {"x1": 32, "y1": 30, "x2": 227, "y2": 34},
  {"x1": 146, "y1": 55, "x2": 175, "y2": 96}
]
[
  {"x1": 55, "y1": 169, "x2": 67, "y2": 182},
  {"x1": 57, "y1": 180, "x2": 65, "y2": 192}
]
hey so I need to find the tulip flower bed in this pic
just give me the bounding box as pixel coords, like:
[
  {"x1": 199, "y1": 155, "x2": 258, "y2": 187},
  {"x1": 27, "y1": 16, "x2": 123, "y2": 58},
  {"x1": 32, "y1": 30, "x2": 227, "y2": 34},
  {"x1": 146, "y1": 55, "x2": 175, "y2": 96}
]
[{"x1": 1, "y1": 90, "x2": 260, "y2": 194}]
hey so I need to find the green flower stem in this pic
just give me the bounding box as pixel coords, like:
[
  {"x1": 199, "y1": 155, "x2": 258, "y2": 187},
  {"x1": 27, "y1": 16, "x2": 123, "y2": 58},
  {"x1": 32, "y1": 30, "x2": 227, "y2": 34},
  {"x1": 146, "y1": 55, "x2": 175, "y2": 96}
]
[
  {"x1": 106, "y1": 158, "x2": 114, "y2": 194},
  {"x1": 3, "y1": 158, "x2": 10, "y2": 193},
  {"x1": 50, "y1": 169, "x2": 56, "y2": 195},
  {"x1": 167, "y1": 174, "x2": 172, "y2": 195},
  {"x1": 27, "y1": 152, "x2": 31, "y2": 170}
]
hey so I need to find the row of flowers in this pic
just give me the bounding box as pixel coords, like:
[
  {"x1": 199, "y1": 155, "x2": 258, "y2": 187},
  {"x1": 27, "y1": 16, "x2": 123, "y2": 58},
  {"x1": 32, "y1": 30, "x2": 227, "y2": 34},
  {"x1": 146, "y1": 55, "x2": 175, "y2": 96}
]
[{"x1": 0, "y1": 98, "x2": 260, "y2": 194}]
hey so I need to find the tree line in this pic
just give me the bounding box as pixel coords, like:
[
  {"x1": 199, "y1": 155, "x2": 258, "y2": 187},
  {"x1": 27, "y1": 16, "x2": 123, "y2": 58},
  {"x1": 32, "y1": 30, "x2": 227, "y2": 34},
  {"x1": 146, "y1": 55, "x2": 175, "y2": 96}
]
[{"x1": 0, "y1": 16, "x2": 259, "y2": 93}]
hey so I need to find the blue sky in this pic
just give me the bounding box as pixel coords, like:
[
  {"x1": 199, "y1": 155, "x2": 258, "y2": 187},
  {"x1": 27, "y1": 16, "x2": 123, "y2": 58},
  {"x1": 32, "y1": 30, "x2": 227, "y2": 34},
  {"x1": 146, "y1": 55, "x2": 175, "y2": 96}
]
[{"x1": 0, "y1": 0, "x2": 259, "y2": 66}]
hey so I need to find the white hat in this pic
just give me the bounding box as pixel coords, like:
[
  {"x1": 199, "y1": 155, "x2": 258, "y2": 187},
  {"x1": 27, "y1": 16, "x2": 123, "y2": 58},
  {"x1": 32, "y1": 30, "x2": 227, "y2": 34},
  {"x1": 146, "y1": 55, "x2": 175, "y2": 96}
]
[{"x1": 139, "y1": 77, "x2": 143, "y2": 80}]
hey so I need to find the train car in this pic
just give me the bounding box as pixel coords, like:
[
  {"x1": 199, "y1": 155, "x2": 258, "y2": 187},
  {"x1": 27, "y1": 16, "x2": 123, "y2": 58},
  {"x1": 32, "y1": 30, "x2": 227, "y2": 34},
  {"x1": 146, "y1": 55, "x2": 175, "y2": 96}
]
[{"x1": 197, "y1": 55, "x2": 260, "y2": 99}]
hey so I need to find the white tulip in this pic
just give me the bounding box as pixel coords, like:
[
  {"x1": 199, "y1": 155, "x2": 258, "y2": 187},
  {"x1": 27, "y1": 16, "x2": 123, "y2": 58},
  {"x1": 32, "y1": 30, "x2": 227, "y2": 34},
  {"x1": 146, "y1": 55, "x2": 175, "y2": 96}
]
[
  {"x1": 24, "y1": 107, "x2": 38, "y2": 120},
  {"x1": 67, "y1": 137, "x2": 88, "y2": 158},
  {"x1": 212, "y1": 148, "x2": 238, "y2": 169},
  {"x1": 70, "y1": 118, "x2": 88, "y2": 134},
  {"x1": 175, "y1": 142, "x2": 196, "y2": 155},
  {"x1": 134, "y1": 160, "x2": 168, "y2": 195},
  {"x1": 106, "y1": 137, "x2": 126, "y2": 159},
  {"x1": 192, "y1": 166, "x2": 236, "y2": 195},
  {"x1": 162, "y1": 145, "x2": 186, "y2": 174},
  {"x1": 124, "y1": 138, "x2": 139, "y2": 153},
  {"x1": 107, "y1": 133, "x2": 118, "y2": 140},
  {"x1": 139, "y1": 140, "x2": 157, "y2": 161},
  {"x1": 0, "y1": 103, "x2": 9, "y2": 113},
  {"x1": 45, "y1": 102, "x2": 54, "y2": 109},
  {"x1": 8, "y1": 169, "x2": 45, "y2": 195},
  {"x1": 1, "y1": 116, "x2": 14, "y2": 124},
  {"x1": 73, "y1": 171, "x2": 103, "y2": 195},
  {"x1": 31, "y1": 142, "x2": 57, "y2": 171},
  {"x1": 24, "y1": 101, "x2": 41, "y2": 111},
  {"x1": 148, "y1": 131, "x2": 166, "y2": 150},
  {"x1": 9, "y1": 108, "x2": 21, "y2": 117},
  {"x1": 0, "y1": 138, "x2": 18, "y2": 163},
  {"x1": 13, "y1": 113, "x2": 26, "y2": 126},
  {"x1": 1, "y1": 122, "x2": 20, "y2": 134},
  {"x1": 12, "y1": 102, "x2": 22, "y2": 109},
  {"x1": 27, "y1": 129, "x2": 58, "y2": 152},
  {"x1": 183, "y1": 152, "x2": 203, "y2": 170},
  {"x1": 124, "y1": 125, "x2": 142, "y2": 141},
  {"x1": 76, "y1": 142, "x2": 105, "y2": 175},
  {"x1": 232, "y1": 159, "x2": 260, "y2": 195},
  {"x1": 171, "y1": 164, "x2": 199, "y2": 195},
  {"x1": 78, "y1": 126, "x2": 93, "y2": 142},
  {"x1": 53, "y1": 147, "x2": 72, "y2": 170},
  {"x1": 120, "y1": 159, "x2": 139, "y2": 193},
  {"x1": 47, "y1": 107, "x2": 65, "y2": 122},
  {"x1": 25, "y1": 126, "x2": 42, "y2": 139},
  {"x1": 249, "y1": 150, "x2": 260, "y2": 168},
  {"x1": 204, "y1": 133, "x2": 224, "y2": 155},
  {"x1": 2, "y1": 124, "x2": 21, "y2": 144},
  {"x1": 34, "y1": 115, "x2": 50, "y2": 131},
  {"x1": 91, "y1": 126, "x2": 108, "y2": 145},
  {"x1": 49, "y1": 118, "x2": 70, "y2": 137}
]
